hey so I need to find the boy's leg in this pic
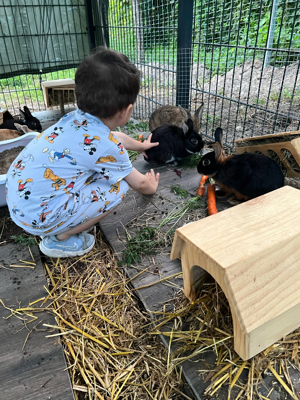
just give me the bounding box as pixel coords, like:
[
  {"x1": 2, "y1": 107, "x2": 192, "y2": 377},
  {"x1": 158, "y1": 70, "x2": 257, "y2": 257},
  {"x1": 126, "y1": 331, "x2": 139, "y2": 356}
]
[
  {"x1": 56, "y1": 209, "x2": 112, "y2": 240},
  {"x1": 39, "y1": 179, "x2": 129, "y2": 258},
  {"x1": 39, "y1": 209, "x2": 113, "y2": 258}
]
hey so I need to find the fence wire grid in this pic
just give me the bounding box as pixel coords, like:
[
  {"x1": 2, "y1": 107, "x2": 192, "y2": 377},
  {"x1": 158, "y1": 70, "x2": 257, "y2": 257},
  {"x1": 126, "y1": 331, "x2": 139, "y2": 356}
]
[{"x1": 0, "y1": 0, "x2": 300, "y2": 146}]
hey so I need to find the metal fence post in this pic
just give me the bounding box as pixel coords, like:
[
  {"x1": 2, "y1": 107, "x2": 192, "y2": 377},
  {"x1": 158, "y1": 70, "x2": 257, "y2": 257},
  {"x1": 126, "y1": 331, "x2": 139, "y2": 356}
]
[
  {"x1": 264, "y1": 0, "x2": 279, "y2": 68},
  {"x1": 176, "y1": 0, "x2": 194, "y2": 109},
  {"x1": 85, "y1": 0, "x2": 96, "y2": 51}
]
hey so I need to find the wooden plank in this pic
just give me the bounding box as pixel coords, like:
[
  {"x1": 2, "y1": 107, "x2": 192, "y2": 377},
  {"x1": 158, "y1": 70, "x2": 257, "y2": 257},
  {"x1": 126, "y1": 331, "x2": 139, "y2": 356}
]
[
  {"x1": 41, "y1": 79, "x2": 75, "y2": 88},
  {"x1": 0, "y1": 243, "x2": 74, "y2": 400},
  {"x1": 99, "y1": 155, "x2": 238, "y2": 400}
]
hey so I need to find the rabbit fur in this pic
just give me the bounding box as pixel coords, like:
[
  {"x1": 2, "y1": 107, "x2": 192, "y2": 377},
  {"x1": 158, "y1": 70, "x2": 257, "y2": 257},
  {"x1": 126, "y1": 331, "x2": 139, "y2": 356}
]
[
  {"x1": 0, "y1": 106, "x2": 42, "y2": 132},
  {"x1": 149, "y1": 103, "x2": 204, "y2": 133},
  {"x1": 144, "y1": 118, "x2": 204, "y2": 165},
  {"x1": 197, "y1": 127, "x2": 284, "y2": 201}
]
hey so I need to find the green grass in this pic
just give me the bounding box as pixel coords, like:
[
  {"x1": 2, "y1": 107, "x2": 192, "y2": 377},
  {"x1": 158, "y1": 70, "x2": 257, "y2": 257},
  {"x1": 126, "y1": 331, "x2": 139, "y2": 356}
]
[
  {"x1": 1, "y1": 68, "x2": 76, "y2": 109},
  {"x1": 170, "y1": 184, "x2": 189, "y2": 199},
  {"x1": 127, "y1": 150, "x2": 140, "y2": 162},
  {"x1": 179, "y1": 153, "x2": 203, "y2": 169},
  {"x1": 120, "y1": 195, "x2": 203, "y2": 266},
  {"x1": 125, "y1": 120, "x2": 148, "y2": 134},
  {"x1": 119, "y1": 227, "x2": 160, "y2": 266},
  {"x1": 10, "y1": 234, "x2": 36, "y2": 245},
  {"x1": 253, "y1": 98, "x2": 266, "y2": 105}
]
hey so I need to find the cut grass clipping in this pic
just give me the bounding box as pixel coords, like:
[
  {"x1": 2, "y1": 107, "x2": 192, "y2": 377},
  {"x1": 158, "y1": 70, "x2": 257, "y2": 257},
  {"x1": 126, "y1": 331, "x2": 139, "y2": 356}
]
[
  {"x1": 10, "y1": 234, "x2": 36, "y2": 245},
  {"x1": 121, "y1": 195, "x2": 203, "y2": 266}
]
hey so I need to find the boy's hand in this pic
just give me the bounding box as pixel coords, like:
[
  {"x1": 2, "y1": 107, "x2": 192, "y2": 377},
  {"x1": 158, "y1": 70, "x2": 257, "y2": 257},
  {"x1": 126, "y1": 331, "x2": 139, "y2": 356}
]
[
  {"x1": 141, "y1": 133, "x2": 159, "y2": 158},
  {"x1": 145, "y1": 169, "x2": 160, "y2": 192}
]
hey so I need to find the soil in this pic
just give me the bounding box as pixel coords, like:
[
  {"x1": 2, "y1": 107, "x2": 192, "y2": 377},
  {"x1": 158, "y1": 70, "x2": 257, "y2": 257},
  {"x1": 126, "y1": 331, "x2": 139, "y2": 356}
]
[
  {"x1": 0, "y1": 205, "x2": 25, "y2": 245},
  {"x1": 0, "y1": 130, "x2": 21, "y2": 141},
  {"x1": 0, "y1": 146, "x2": 25, "y2": 175}
]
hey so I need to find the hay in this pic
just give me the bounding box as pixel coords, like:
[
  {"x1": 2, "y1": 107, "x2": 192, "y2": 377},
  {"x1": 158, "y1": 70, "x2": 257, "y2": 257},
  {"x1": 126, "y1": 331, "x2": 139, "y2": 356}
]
[
  {"x1": 3, "y1": 231, "x2": 191, "y2": 400},
  {"x1": 281, "y1": 149, "x2": 300, "y2": 173},
  {"x1": 152, "y1": 274, "x2": 300, "y2": 399},
  {"x1": 267, "y1": 149, "x2": 288, "y2": 176}
]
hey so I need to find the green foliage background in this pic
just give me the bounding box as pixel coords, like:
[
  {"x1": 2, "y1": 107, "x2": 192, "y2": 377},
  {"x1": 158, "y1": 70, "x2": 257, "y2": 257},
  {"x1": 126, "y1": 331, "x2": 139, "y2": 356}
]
[{"x1": 109, "y1": 0, "x2": 300, "y2": 74}]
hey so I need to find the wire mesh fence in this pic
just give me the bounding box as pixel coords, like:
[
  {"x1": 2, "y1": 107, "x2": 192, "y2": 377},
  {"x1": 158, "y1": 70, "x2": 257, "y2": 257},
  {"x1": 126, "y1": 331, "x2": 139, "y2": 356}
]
[
  {"x1": 0, "y1": 0, "x2": 108, "y2": 115},
  {"x1": 0, "y1": 0, "x2": 299, "y2": 147},
  {"x1": 109, "y1": 0, "x2": 300, "y2": 146}
]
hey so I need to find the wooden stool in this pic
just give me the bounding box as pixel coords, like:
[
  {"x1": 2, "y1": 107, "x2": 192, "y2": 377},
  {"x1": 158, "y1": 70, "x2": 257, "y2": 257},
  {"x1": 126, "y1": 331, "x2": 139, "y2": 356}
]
[
  {"x1": 42, "y1": 79, "x2": 76, "y2": 116},
  {"x1": 171, "y1": 186, "x2": 300, "y2": 360}
]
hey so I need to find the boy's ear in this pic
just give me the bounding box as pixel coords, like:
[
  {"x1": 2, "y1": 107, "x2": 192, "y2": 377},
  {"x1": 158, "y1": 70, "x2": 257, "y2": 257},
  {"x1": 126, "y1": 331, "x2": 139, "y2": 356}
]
[{"x1": 118, "y1": 104, "x2": 133, "y2": 119}]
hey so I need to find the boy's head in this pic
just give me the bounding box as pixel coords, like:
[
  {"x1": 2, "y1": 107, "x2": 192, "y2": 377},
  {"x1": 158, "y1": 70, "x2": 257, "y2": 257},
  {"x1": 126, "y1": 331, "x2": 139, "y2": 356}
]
[{"x1": 75, "y1": 47, "x2": 141, "y2": 119}]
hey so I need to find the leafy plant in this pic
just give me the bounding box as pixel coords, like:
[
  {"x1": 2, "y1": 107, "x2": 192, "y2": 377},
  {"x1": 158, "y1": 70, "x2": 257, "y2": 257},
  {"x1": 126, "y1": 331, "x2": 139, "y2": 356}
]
[
  {"x1": 170, "y1": 184, "x2": 189, "y2": 199},
  {"x1": 10, "y1": 234, "x2": 36, "y2": 245},
  {"x1": 125, "y1": 120, "x2": 148, "y2": 134},
  {"x1": 127, "y1": 150, "x2": 139, "y2": 162},
  {"x1": 179, "y1": 153, "x2": 203, "y2": 169}
]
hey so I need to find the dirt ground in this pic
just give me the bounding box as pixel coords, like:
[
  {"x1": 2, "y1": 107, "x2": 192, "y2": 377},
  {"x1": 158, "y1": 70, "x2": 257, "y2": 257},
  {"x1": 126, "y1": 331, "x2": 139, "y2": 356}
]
[
  {"x1": 0, "y1": 146, "x2": 25, "y2": 175},
  {"x1": 0, "y1": 206, "x2": 25, "y2": 244}
]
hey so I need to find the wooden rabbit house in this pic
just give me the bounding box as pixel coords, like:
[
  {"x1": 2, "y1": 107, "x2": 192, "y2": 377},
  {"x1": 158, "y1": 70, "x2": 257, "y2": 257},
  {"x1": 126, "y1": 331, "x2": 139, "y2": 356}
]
[{"x1": 171, "y1": 186, "x2": 300, "y2": 360}]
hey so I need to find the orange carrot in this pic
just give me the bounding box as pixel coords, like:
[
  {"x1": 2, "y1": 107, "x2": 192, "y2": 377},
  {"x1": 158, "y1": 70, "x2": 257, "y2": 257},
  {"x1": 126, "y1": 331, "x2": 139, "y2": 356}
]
[
  {"x1": 138, "y1": 134, "x2": 143, "y2": 142},
  {"x1": 207, "y1": 183, "x2": 218, "y2": 215},
  {"x1": 196, "y1": 175, "x2": 208, "y2": 197}
]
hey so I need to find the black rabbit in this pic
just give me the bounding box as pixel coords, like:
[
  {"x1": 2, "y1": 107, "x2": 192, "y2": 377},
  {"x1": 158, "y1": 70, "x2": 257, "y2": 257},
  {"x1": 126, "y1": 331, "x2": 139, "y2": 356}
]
[
  {"x1": 0, "y1": 106, "x2": 42, "y2": 132},
  {"x1": 197, "y1": 127, "x2": 284, "y2": 201},
  {"x1": 144, "y1": 118, "x2": 204, "y2": 165}
]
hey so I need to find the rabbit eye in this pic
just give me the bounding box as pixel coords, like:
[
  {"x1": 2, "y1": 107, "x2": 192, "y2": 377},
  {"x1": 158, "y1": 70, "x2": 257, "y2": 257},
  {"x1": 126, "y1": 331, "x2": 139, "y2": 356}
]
[
  {"x1": 191, "y1": 138, "x2": 198, "y2": 145},
  {"x1": 203, "y1": 159, "x2": 211, "y2": 166}
]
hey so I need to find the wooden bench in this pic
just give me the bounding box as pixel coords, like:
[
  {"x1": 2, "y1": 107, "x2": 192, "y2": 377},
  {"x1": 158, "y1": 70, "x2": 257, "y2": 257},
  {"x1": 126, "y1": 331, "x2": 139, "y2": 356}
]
[
  {"x1": 42, "y1": 79, "x2": 76, "y2": 116},
  {"x1": 171, "y1": 186, "x2": 300, "y2": 360}
]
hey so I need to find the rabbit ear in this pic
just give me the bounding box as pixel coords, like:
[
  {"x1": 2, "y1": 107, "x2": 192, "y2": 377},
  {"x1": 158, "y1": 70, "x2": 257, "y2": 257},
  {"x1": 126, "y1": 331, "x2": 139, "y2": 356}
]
[
  {"x1": 182, "y1": 121, "x2": 189, "y2": 134},
  {"x1": 23, "y1": 106, "x2": 32, "y2": 116},
  {"x1": 194, "y1": 103, "x2": 204, "y2": 121},
  {"x1": 178, "y1": 105, "x2": 191, "y2": 120},
  {"x1": 215, "y1": 127, "x2": 223, "y2": 147},
  {"x1": 19, "y1": 109, "x2": 26, "y2": 119},
  {"x1": 212, "y1": 142, "x2": 222, "y2": 160}
]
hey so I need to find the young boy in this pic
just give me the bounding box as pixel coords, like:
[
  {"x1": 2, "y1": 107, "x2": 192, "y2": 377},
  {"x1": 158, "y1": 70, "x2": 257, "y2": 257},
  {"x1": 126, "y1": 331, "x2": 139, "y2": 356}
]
[{"x1": 6, "y1": 47, "x2": 160, "y2": 258}]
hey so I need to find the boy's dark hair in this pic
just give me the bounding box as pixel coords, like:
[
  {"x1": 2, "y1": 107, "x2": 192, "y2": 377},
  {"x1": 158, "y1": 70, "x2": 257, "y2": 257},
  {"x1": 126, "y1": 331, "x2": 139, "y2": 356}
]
[{"x1": 75, "y1": 47, "x2": 141, "y2": 119}]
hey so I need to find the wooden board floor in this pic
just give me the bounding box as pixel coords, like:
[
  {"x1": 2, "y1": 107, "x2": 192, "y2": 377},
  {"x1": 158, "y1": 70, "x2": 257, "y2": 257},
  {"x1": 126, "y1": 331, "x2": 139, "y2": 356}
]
[
  {"x1": 0, "y1": 243, "x2": 74, "y2": 400},
  {"x1": 100, "y1": 155, "x2": 299, "y2": 400}
]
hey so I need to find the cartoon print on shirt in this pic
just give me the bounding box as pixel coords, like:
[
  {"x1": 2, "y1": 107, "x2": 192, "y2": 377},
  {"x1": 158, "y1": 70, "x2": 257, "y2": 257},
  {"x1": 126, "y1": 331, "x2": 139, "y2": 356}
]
[
  {"x1": 11, "y1": 203, "x2": 25, "y2": 217},
  {"x1": 79, "y1": 134, "x2": 100, "y2": 155},
  {"x1": 43, "y1": 165, "x2": 66, "y2": 191},
  {"x1": 96, "y1": 155, "x2": 116, "y2": 164},
  {"x1": 17, "y1": 178, "x2": 33, "y2": 199},
  {"x1": 11, "y1": 154, "x2": 34, "y2": 178},
  {"x1": 108, "y1": 132, "x2": 125, "y2": 155},
  {"x1": 64, "y1": 192, "x2": 80, "y2": 218},
  {"x1": 42, "y1": 147, "x2": 77, "y2": 165},
  {"x1": 98, "y1": 168, "x2": 112, "y2": 181},
  {"x1": 97, "y1": 201, "x2": 110, "y2": 214},
  {"x1": 109, "y1": 181, "x2": 120, "y2": 194},
  {"x1": 33, "y1": 131, "x2": 44, "y2": 143},
  {"x1": 82, "y1": 187, "x2": 107, "y2": 204},
  {"x1": 84, "y1": 174, "x2": 97, "y2": 186},
  {"x1": 40, "y1": 193, "x2": 56, "y2": 209},
  {"x1": 71, "y1": 118, "x2": 90, "y2": 131},
  {"x1": 44, "y1": 127, "x2": 64, "y2": 144}
]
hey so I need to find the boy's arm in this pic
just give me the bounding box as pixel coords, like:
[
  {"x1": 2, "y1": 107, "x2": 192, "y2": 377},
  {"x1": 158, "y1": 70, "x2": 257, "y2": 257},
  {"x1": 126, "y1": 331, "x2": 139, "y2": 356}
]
[
  {"x1": 124, "y1": 167, "x2": 160, "y2": 195},
  {"x1": 113, "y1": 131, "x2": 159, "y2": 155}
]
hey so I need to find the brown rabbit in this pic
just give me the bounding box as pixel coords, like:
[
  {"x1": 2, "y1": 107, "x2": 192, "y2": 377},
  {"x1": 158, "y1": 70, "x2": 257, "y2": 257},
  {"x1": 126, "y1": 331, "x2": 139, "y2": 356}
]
[{"x1": 149, "y1": 103, "x2": 204, "y2": 133}]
